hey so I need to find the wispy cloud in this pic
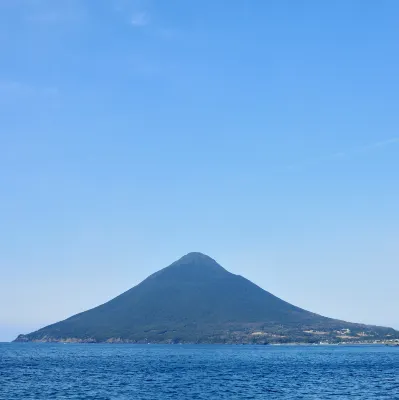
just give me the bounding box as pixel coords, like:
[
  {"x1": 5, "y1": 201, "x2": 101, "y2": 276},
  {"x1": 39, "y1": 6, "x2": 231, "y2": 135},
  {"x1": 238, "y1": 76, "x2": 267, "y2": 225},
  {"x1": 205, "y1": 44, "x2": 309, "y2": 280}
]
[
  {"x1": 0, "y1": 81, "x2": 58, "y2": 104},
  {"x1": 359, "y1": 138, "x2": 399, "y2": 152},
  {"x1": 131, "y1": 11, "x2": 149, "y2": 27},
  {"x1": 113, "y1": 0, "x2": 150, "y2": 27},
  {"x1": 26, "y1": 11, "x2": 84, "y2": 24},
  {"x1": 0, "y1": 0, "x2": 86, "y2": 24},
  {"x1": 287, "y1": 137, "x2": 399, "y2": 171},
  {"x1": 113, "y1": 0, "x2": 177, "y2": 38},
  {"x1": 25, "y1": 11, "x2": 66, "y2": 23}
]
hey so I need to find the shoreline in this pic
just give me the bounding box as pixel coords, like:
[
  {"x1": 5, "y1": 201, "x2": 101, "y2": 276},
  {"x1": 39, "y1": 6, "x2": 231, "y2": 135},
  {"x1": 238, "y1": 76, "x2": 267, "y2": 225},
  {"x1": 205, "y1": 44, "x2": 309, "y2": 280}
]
[{"x1": 11, "y1": 339, "x2": 399, "y2": 346}]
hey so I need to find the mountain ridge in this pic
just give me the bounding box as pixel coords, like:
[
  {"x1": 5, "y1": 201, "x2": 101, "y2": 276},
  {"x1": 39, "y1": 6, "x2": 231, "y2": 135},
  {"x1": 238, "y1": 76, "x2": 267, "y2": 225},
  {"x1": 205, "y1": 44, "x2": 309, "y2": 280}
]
[{"x1": 15, "y1": 252, "x2": 399, "y2": 344}]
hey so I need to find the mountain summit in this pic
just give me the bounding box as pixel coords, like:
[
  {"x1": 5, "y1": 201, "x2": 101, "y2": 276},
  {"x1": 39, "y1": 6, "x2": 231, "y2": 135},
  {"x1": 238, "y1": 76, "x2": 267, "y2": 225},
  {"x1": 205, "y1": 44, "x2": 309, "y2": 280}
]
[
  {"x1": 171, "y1": 252, "x2": 221, "y2": 266},
  {"x1": 150, "y1": 252, "x2": 227, "y2": 279},
  {"x1": 15, "y1": 252, "x2": 398, "y2": 344}
]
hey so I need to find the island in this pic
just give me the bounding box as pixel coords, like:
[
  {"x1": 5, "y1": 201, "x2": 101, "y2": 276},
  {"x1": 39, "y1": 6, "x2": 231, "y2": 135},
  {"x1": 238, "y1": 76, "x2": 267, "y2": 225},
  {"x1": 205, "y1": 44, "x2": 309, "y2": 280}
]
[{"x1": 15, "y1": 252, "x2": 399, "y2": 345}]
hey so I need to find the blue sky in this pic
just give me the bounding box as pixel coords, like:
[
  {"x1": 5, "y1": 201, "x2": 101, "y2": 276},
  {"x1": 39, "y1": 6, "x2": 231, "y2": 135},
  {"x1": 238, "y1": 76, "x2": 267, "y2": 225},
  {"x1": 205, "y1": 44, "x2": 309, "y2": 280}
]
[{"x1": 1, "y1": 0, "x2": 398, "y2": 342}]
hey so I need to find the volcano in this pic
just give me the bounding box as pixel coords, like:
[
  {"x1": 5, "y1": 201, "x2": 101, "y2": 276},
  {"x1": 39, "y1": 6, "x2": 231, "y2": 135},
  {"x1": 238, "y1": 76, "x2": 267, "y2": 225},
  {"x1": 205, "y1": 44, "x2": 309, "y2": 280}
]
[{"x1": 15, "y1": 252, "x2": 398, "y2": 344}]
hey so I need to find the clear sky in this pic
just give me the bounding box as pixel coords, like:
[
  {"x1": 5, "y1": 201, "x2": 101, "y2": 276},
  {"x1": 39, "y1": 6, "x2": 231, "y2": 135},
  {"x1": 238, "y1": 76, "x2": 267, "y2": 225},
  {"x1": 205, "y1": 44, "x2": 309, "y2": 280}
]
[{"x1": 1, "y1": 0, "x2": 398, "y2": 342}]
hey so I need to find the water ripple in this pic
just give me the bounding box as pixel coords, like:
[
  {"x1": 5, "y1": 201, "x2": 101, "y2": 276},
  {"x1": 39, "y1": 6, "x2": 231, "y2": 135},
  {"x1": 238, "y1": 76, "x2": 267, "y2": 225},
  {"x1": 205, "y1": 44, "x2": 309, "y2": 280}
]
[{"x1": 0, "y1": 344, "x2": 398, "y2": 399}]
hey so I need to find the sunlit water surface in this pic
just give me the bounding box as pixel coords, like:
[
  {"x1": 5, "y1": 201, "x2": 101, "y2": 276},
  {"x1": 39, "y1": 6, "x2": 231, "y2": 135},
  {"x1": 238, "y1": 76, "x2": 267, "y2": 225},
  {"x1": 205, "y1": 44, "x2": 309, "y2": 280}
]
[{"x1": 1, "y1": 343, "x2": 398, "y2": 399}]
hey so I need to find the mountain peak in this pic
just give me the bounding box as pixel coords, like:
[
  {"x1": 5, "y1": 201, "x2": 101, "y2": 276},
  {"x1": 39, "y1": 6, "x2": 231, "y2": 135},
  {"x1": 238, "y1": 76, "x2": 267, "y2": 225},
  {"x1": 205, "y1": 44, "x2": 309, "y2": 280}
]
[
  {"x1": 144, "y1": 252, "x2": 227, "y2": 283},
  {"x1": 15, "y1": 252, "x2": 399, "y2": 344},
  {"x1": 176, "y1": 252, "x2": 217, "y2": 264},
  {"x1": 170, "y1": 252, "x2": 225, "y2": 270}
]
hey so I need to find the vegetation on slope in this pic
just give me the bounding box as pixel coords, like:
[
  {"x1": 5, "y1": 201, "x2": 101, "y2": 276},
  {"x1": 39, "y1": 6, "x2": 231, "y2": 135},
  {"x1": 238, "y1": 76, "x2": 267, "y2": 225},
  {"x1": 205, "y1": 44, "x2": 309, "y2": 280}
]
[{"x1": 15, "y1": 253, "x2": 398, "y2": 344}]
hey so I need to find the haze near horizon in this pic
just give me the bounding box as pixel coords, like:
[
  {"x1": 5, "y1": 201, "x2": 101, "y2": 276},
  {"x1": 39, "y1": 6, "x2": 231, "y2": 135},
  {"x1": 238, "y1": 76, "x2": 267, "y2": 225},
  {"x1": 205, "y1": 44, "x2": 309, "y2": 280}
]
[{"x1": 1, "y1": 0, "x2": 398, "y2": 342}]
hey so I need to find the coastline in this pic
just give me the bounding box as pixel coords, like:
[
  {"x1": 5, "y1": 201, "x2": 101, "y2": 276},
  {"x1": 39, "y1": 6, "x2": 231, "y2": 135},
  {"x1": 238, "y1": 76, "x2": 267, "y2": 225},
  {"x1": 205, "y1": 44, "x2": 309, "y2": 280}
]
[{"x1": 12, "y1": 337, "x2": 399, "y2": 346}]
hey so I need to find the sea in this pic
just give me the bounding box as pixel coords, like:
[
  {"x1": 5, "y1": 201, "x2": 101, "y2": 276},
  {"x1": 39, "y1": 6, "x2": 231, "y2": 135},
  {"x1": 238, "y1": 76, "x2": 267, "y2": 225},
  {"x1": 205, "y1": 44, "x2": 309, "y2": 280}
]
[{"x1": 0, "y1": 343, "x2": 398, "y2": 399}]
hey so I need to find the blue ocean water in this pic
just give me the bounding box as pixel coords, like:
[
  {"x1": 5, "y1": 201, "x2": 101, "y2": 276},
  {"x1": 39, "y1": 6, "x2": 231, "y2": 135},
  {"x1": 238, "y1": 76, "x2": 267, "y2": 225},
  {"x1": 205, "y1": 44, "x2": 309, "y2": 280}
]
[{"x1": 0, "y1": 343, "x2": 398, "y2": 399}]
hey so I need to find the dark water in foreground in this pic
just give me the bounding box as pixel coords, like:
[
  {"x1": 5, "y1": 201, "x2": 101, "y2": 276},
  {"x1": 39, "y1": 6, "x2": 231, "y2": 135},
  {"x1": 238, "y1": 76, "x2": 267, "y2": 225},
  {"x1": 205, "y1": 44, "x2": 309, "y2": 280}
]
[{"x1": 0, "y1": 343, "x2": 398, "y2": 399}]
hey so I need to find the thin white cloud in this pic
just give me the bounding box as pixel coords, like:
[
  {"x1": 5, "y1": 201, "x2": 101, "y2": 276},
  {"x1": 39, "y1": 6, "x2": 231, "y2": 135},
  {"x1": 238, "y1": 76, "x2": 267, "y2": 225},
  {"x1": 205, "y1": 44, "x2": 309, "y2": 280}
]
[
  {"x1": 359, "y1": 137, "x2": 399, "y2": 152},
  {"x1": 155, "y1": 27, "x2": 178, "y2": 40},
  {"x1": 112, "y1": 0, "x2": 150, "y2": 27},
  {"x1": 0, "y1": 81, "x2": 58, "y2": 103},
  {"x1": 331, "y1": 151, "x2": 346, "y2": 158},
  {"x1": 0, "y1": 0, "x2": 86, "y2": 24},
  {"x1": 131, "y1": 11, "x2": 148, "y2": 27},
  {"x1": 287, "y1": 137, "x2": 399, "y2": 171},
  {"x1": 113, "y1": 1, "x2": 178, "y2": 37},
  {"x1": 26, "y1": 11, "x2": 84, "y2": 23},
  {"x1": 26, "y1": 11, "x2": 64, "y2": 23}
]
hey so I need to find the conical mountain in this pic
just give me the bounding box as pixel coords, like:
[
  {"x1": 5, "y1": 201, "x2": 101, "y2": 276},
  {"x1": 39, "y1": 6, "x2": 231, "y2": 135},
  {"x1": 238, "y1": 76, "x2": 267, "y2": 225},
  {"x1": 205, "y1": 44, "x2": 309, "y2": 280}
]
[{"x1": 15, "y1": 252, "x2": 398, "y2": 344}]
